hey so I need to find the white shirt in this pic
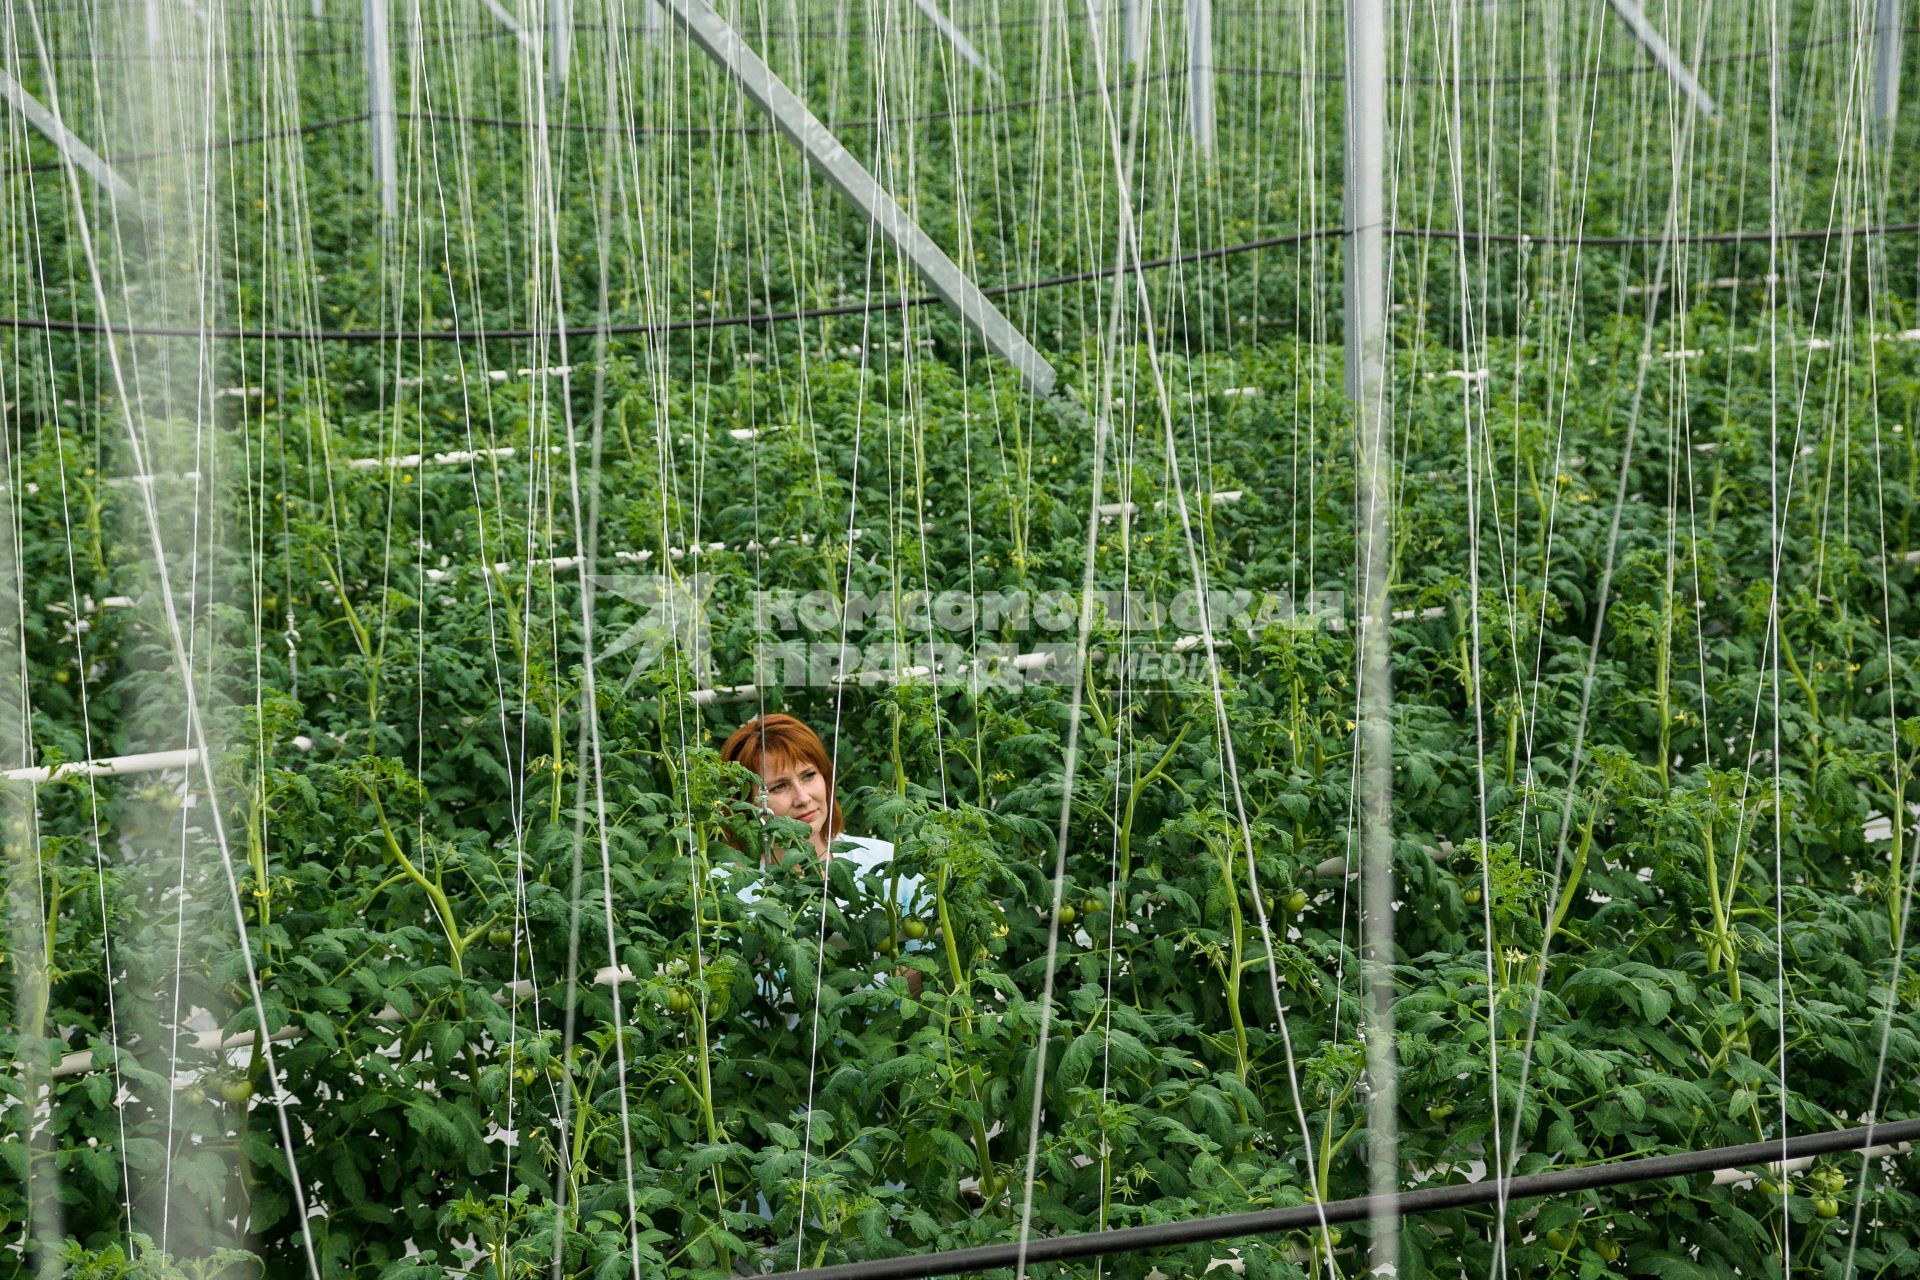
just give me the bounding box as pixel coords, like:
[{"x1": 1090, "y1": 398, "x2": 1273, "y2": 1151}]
[{"x1": 731, "y1": 834, "x2": 924, "y2": 918}]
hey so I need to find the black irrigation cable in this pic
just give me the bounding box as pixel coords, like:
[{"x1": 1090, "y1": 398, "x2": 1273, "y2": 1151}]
[
  {"x1": 0, "y1": 73, "x2": 1181, "y2": 168},
  {"x1": 4, "y1": 115, "x2": 370, "y2": 175},
  {"x1": 1406, "y1": 220, "x2": 1920, "y2": 246},
  {"x1": 764, "y1": 1117, "x2": 1920, "y2": 1280},
  {"x1": 410, "y1": 73, "x2": 1186, "y2": 135},
  {"x1": 22, "y1": 27, "x2": 521, "y2": 61},
  {"x1": 3, "y1": 221, "x2": 1915, "y2": 344},
  {"x1": 1220, "y1": 32, "x2": 1902, "y2": 83},
  {"x1": 5, "y1": 0, "x2": 1467, "y2": 25},
  {"x1": 0, "y1": 228, "x2": 1341, "y2": 342}
]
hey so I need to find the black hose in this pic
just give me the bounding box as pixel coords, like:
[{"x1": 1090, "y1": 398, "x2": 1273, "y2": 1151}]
[
  {"x1": 762, "y1": 1117, "x2": 1920, "y2": 1280},
  {"x1": 4, "y1": 222, "x2": 1916, "y2": 346}
]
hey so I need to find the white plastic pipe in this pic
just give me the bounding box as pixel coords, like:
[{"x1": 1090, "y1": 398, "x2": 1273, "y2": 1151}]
[{"x1": 3, "y1": 748, "x2": 200, "y2": 786}]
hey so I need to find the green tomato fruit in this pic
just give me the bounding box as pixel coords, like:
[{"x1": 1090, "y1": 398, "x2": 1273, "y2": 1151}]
[
  {"x1": 903, "y1": 919, "x2": 927, "y2": 940},
  {"x1": 183, "y1": 1085, "x2": 207, "y2": 1106},
  {"x1": 487, "y1": 926, "x2": 514, "y2": 949},
  {"x1": 1325, "y1": 1228, "x2": 1341, "y2": 1247},
  {"x1": 54, "y1": 669, "x2": 70, "y2": 685},
  {"x1": 666, "y1": 989, "x2": 693, "y2": 1014},
  {"x1": 1056, "y1": 904, "x2": 1077, "y2": 926},
  {"x1": 1285, "y1": 890, "x2": 1309, "y2": 915},
  {"x1": 1814, "y1": 1196, "x2": 1840, "y2": 1219},
  {"x1": 1427, "y1": 1103, "x2": 1454, "y2": 1122},
  {"x1": 1083, "y1": 896, "x2": 1104, "y2": 915},
  {"x1": 1595, "y1": 1239, "x2": 1622, "y2": 1263},
  {"x1": 1544, "y1": 1227, "x2": 1573, "y2": 1251},
  {"x1": 1463, "y1": 885, "x2": 1483, "y2": 906},
  {"x1": 217, "y1": 1076, "x2": 254, "y2": 1105}
]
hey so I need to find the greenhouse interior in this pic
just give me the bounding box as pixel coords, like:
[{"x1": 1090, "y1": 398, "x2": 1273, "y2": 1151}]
[{"x1": 2, "y1": 0, "x2": 1918, "y2": 1275}]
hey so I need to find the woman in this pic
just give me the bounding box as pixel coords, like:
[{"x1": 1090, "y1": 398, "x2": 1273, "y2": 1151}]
[
  {"x1": 718, "y1": 714, "x2": 923, "y2": 1236},
  {"x1": 719, "y1": 712, "x2": 921, "y2": 917}
]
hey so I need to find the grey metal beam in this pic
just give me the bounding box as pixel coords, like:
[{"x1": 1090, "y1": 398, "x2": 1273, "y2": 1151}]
[
  {"x1": 1875, "y1": 0, "x2": 1902, "y2": 137},
  {"x1": 1603, "y1": 0, "x2": 1718, "y2": 120},
  {"x1": 1187, "y1": 0, "x2": 1213, "y2": 150},
  {"x1": 478, "y1": 0, "x2": 541, "y2": 52},
  {"x1": 1344, "y1": 0, "x2": 1396, "y2": 1272},
  {"x1": 365, "y1": 0, "x2": 397, "y2": 220},
  {"x1": 656, "y1": 0, "x2": 1057, "y2": 400},
  {"x1": 0, "y1": 69, "x2": 135, "y2": 206},
  {"x1": 910, "y1": 0, "x2": 1002, "y2": 84}
]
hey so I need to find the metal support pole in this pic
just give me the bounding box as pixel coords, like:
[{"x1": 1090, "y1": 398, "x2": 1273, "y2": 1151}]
[
  {"x1": 1874, "y1": 0, "x2": 1903, "y2": 137},
  {"x1": 656, "y1": 0, "x2": 1058, "y2": 400},
  {"x1": 365, "y1": 0, "x2": 396, "y2": 221},
  {"x1": 1603, "y1": 0, "x2": 1718, "y2": 119},
  {"x1": 549, "y1": 0, "x2": 572, "y2": 102},
  {"x1": 1344, "y1": 0, "x2": 1395, "y2": 1271},
  {"x1": 0, "y1": 70, "x2": 136, "y2": 206},
  {"x1": 910, "y1": 0, "x2": 1002, "y2": 84},
  {"x1": 1124, "y1": 0, "x2": 1148, "y2": 66},
  {"x1": 1187, "y1": 0, "x2": 1213, "y2": 150}
]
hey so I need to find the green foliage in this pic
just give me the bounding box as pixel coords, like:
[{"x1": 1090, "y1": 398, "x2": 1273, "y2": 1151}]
[{"x1": 3, "y1": 2, "x2": 1919, "y2": 1277}]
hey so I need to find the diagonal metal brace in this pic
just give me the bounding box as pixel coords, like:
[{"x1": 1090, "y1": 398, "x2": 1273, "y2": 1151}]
[
  {"x1": 656, "y1": 0, "x2": 1056, "y2": 400},
  {"x1": 0, "y1": 68, "x2": 136, "y2": 206},
  {"x1": 477, "y1": 0, "x2": 541, "y2": 52},
  {"x1": 1603, "y1": 0, "x2": 1718, "y2": 120},
  {"x1": 910, "y1": 0, "x2": 1002, "y2": 84}
]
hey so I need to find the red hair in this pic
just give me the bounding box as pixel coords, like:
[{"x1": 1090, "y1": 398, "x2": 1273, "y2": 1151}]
[{"x1": 720, "y1": 713, "x2": 844, "y2": 840}]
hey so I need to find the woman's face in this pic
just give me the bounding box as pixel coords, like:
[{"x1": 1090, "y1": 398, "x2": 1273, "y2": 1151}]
[{"x1": 759, "y1": 754, "x2": 832, "y2": 853}]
